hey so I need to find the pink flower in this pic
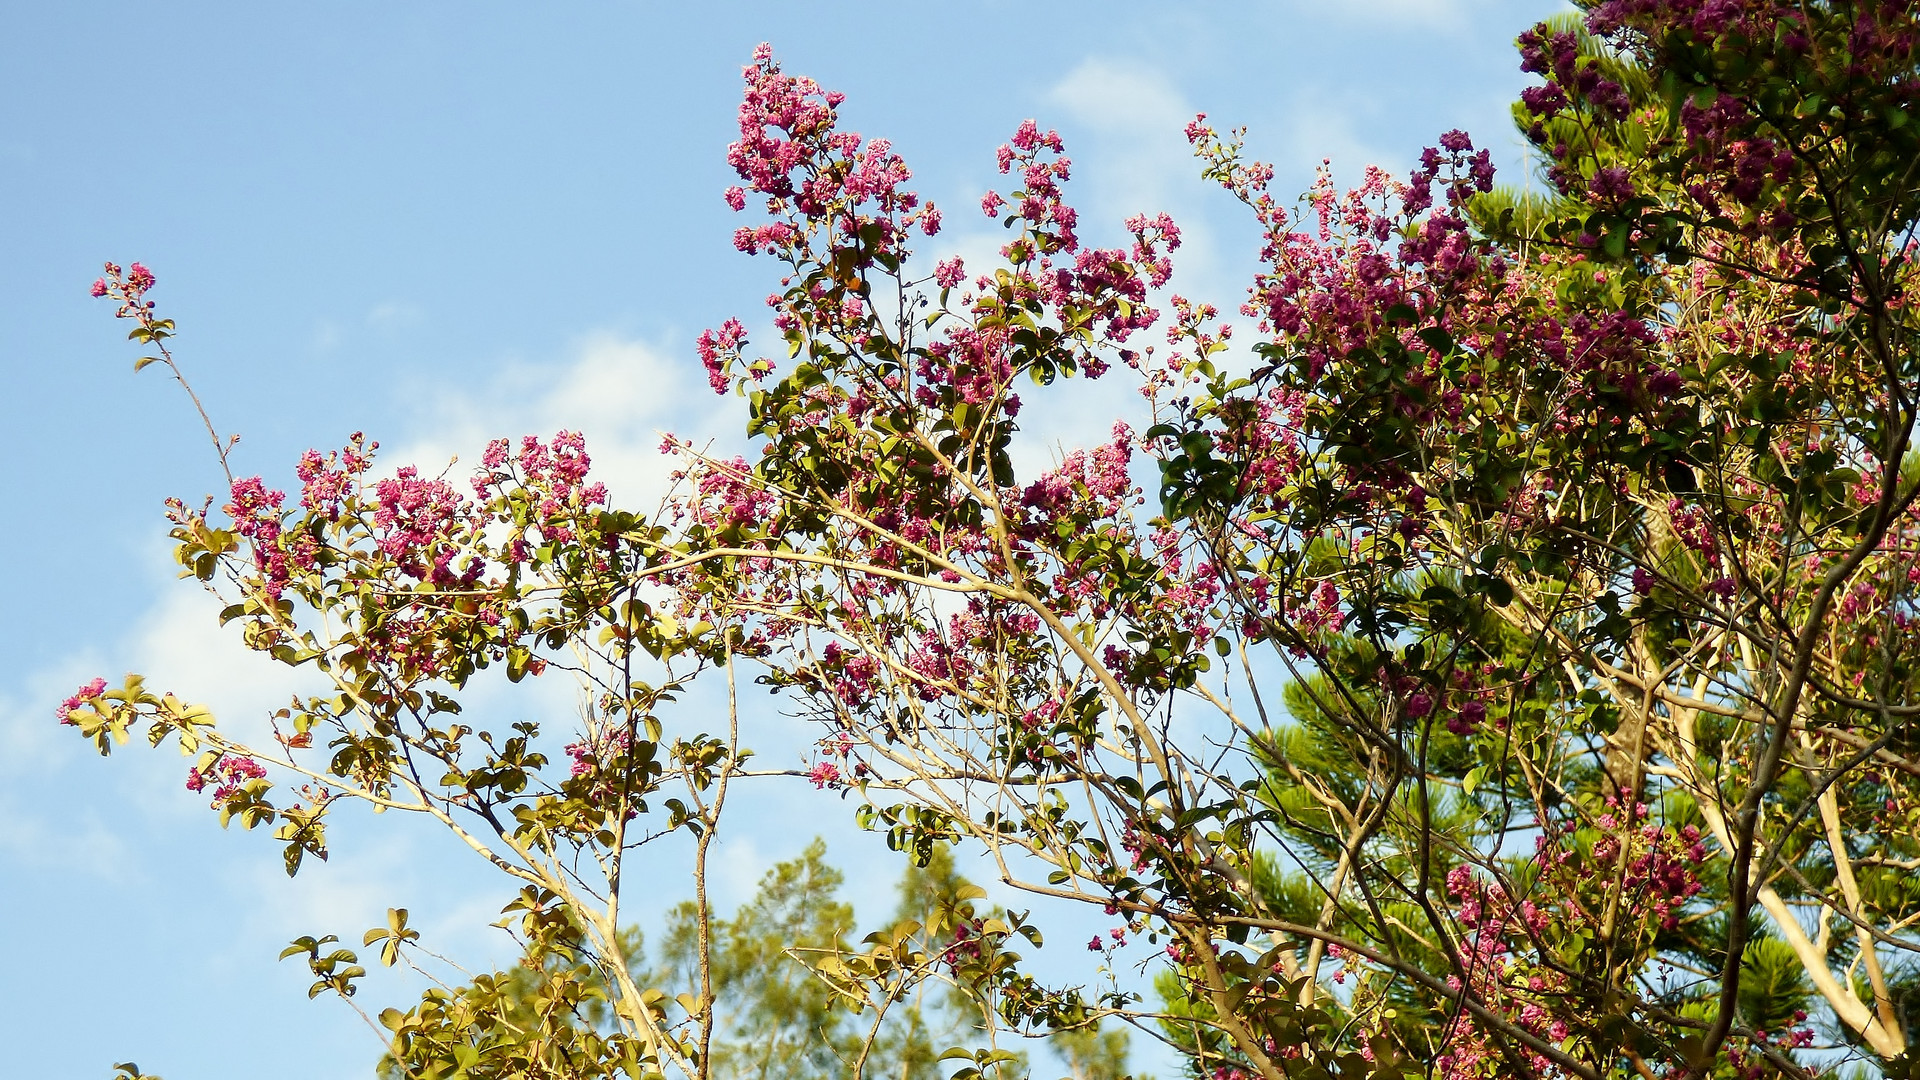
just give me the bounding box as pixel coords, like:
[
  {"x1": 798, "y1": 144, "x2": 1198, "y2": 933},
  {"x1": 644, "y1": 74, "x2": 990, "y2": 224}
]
[
  {"x1": 933, "y1": 257, "x2": 965, "y2": 290},
  {"x1": 696, "y1": 317, "x2": 749, "y2": 395},
  {"x1": 724, "y1": 185, "x2": 747, "y2": 211},
  {"x1": 981, "y1": 190, "x2": 1006, "y2": 218},
  {"x1": 89, "y1": 278, "x2": 108, "y2": 298},
  {"x1": 1588, "y1": 166, "x2": 1634, "y2": 202},
  {"x1": 808, "y1": 760, "x2": 842, "y2": 789},
  {"x1": 1447, "y1": 700, "x2": 1486, "y2": 735},
  {"x1": 56, "y1": 677, "x2": 109, "y2": 724},
  {"x1": 188, "y1": 753, "x2": 270, "y2": 806},
  {"x1": 226, "y1": 476, "x2": 287, "y2": 539}
]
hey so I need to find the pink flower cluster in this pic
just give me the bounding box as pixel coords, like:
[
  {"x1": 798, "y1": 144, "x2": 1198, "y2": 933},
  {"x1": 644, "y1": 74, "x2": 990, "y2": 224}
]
[
  {"x1": 193, "y1": 427, "x2": 618, "y2": 690},
  {"x1": 1233, "y1": 160, "x2": 1423, "y2": 377},
  {"x1": 561, "y1": 727, "x2": 641, "y2": 814},
  {"x1": 727, "y1": 44, "x2": 841, "y2": 201},
  {"x1": 806, "y1": 760, "x2": 841, "y2": 789},
  {"x1": 297, "y1": 433, "x2": 374, "y2": 519},
  {"x1": 688, "y1": 456, "x2": 777, "y2": 531},
  {"x1": 724, "y1": 45, "x2": 938, "y2": 249},
  {"x1": 1020, "y1": 422, "x2": 1137, "y2": 520},
  {"x1": 563, "y1": 727, "x2": 631, "y2": 780},
  {"x1": 933, "y1": 256, "x2": 965, "y2": 290},
  {"x1": 1512, "y1": 1, "x2": 1920, "y2": 240},
  {"x1": 1666, "y1": 497, "x2": 1721, "y2": 572},
  {"x1": 820, "y1": 641, "x2": 882, "y2": 706},
  {"x1": 185, "y1": 753, "x2": 268, "y2": 808},
  {"x1": 1400, "y1": 134, "x2": 1496, "y2": 286},
  {"x1": 55, "y1": 677, "x2": 109, "y2": 725},
  {"x1": 1722, "y1": 1021, "x2": 1817, "y2": 1080},
  {"x1": 994, "y1": 119, "x2": 1075, "y2": 250},
  {"x1": 904, "y1": 629, "x2": 972, "y2": 702},
  {"x1": 971, "y1": 123, "x2": 1177, "y2": 347},
  {"x1": 696, "y1": 318, "x2": 749, "y2": 395},
  {"x1": 226, "y1": 475, "x2": 311, "y2": 599},
  {"x1": 1438, "y1": 862, "x2": 1575, "y2": 1079},
  {"x1": 940, "y1": 918, "x2": 987, "y2": 970},
  {"x1": 1434, "y1": 810, "x2": 1708, "y2": 1077},
  {"x1": 1289, "y1": 580, "x2": 1345, "y2": 639},
  {"x1": 372, "y1": 467, "x2": 478, "y2": 586},
  {"x1": 1586, "y1": 804, "x2": 1707, "y2": 930},
  {"x1": 666, "y1": 53, "x2": 1256, "y2": 803},
  {"x1": 1515, "y1": 25, "x2": 1631, "y2": 125},
  {"x1": 88, "y1": 261, "x2": 158, "y2": 318},
  {"x1": 472, "y1": 431, "x2": 608, "y2": 545}
]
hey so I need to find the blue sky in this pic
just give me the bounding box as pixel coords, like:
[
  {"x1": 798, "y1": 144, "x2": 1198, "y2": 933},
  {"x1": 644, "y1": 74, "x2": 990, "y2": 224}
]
[{"x1": 1, "y1": 2, "x2": 1566, "y2": 1076}]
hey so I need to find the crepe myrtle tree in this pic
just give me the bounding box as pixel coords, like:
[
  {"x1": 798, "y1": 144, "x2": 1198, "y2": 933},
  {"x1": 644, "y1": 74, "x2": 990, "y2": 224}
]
[
  {"x1": 69, "y1": 1, "x2": 1920, "y2": 1077},
  {"x1": 77, "y1": 258, "x2": 1038, "y2": 1080}
]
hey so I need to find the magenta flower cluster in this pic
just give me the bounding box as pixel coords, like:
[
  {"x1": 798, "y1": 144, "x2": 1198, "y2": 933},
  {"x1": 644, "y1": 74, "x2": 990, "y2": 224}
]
[
  {"x1": 1435, "y1": 808, "x2": 1707, "y2": 1077},
  {"x1": 55, "y1": 677, "x2": 109, "y2": 725},
  {"x1": 185, "y1": 753, "x2": 268, "y2": 808}
]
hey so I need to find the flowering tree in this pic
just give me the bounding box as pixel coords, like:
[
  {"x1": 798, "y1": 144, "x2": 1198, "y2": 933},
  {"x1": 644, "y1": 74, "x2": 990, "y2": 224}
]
[{"x1": 69, "y1": 1, "x2": 1920, "y2": 1078}]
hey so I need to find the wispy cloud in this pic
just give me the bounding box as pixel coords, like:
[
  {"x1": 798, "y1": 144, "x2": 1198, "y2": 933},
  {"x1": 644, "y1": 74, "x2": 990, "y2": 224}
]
[
  {"x1": 366, "y1": 300, "x2": 425, "y2": 331},
  {"x1": 1045, "y1": 57, "x2": 1200, "y2": 219},
  {"x1": 388, "y1": 331, "x2": 724, "y2": 512},
  {"x1": 1048, "y1": 57, "x2": 1191, "y2": 137}
]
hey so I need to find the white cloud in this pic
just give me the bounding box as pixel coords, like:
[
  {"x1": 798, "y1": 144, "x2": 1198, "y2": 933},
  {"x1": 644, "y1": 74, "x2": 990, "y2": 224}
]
[
  {"x1": 0, "y1": 790, "x2": 130, "y2": 879},
  {"x1": 712, "y1": 831, "x2": 770, "y2": 908},
  {"x1": 0, "y1": 650, "x2": 148, "y2": 879},
  {"x1": 1278, "y1": 88, "x2": 1399, "y2": 182},
  {"x1": 310, "y1": 318, "x2": 342, "y2": 354},
  {"x1": 133, "y1": 585, "x2": 323, "y2": 744},
  {"x1": 0, "y1": 329, "x2": 726, "y2": 927},
  {"x1": 0, "y1": 654, "x2": 100, "y2": 775},
  {"x1": 366, "y1": 300, "x2": 425, "y2": 331},
  {"x1": 1048, "y1": 58, "x2": 1191, "y2": 138},
  {"x1": 1045, "y1": 57, "x2": 1199, "y2": 220},
  {"x1": 388, "y1": 331, "x2": 724, "y2": 513}
]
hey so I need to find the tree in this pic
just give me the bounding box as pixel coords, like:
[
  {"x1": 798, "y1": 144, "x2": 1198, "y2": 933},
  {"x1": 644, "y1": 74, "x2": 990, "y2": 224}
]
[
  {"x1": 357, "y1": 838, "x2": 1041, "y2": 1080},
  {"x1": 659, "y1": 839, "x2": 861, "y2": 1079},
  {"x1": 655, "y1": 839, "x2": 1025, "y2": 1080},
  {"x1": 1051, "y1": 1025, "x2": 1140, "y2": 1080},
  {"x1": 67, "y1": 2, "x2": 1920, "y2": 1078}
]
